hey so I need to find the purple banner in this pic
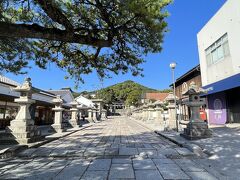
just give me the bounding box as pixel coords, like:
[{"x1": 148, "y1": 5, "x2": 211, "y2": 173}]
[{"x1": 208, "y1": 92, "x2": 227, "y2": 125}]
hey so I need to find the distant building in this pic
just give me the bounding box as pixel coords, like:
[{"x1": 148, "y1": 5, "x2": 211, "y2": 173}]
[
  {"x1": 90, "y1": 93, "x2": 97, "y2": 98},
  {"x1": 75, "y1": 95, "x2": 95, "y2": 108},
  {"x1": 108, "y1": 102, "x2": 125, "y2": 115},
  {"x1": 197, "y1": 0, "x2": 240, "y2": 124},
  {"x1": 141, "y1": 92, "x2": 169, "y2": 104}
]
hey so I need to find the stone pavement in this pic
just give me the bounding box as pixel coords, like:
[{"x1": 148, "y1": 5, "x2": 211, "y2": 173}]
[
  {"x1": 0, "y1": 117, "x2": 225, "y2": 179},
  {"x1": 193, "y1": 124, "x2": 240, "y2": 179},
  {"x1": 0, "y1": 123, "x2": 93, "y2": 159},
  {"x1": 154, "y1": 123, "x2": 240, "y2": 180}
]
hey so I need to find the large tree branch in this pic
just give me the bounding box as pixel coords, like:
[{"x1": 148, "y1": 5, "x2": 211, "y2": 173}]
[
  {"x1": 0, "y1": 22, "x2": 112, "y2": 47},
  {"x1": 93, "y1": 47, "x2": 101, "y2": 61},
  {"x1": 34, "y1": 0, "x2": 74, "y2": 30},
  {"x1": 94, "y1": 0, "x2": 115, "y2": 39}
]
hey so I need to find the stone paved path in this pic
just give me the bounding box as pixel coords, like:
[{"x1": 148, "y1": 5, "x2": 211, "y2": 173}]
[{"x1": 0, "y1": 117, "x2": 223, "y2": 180}]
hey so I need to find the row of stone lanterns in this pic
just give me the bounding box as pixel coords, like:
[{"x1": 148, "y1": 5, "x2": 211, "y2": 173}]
[
  {"x1": 132, "y1": 101, "x2": 166, "y2": 129},
  {"x1": 87, "y1": 108, "x2": 107, "y2": 123},
  {"x1": 132, "y1": 82, "x2": 212, "y2": 140},
  {"x1": 131, "y1": 92, "x2": 178, "y2": 130},
  {"x1": 5, "y1": 78, "x2": 107, "y2": 145}
]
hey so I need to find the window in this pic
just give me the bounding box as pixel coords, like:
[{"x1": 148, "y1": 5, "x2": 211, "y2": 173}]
[
  {"x1": 205, "y1": 33, "x2": 230, "y2": 66},
  {"x1": 223, "y1": 41, "x2": 230, "y2": 56}
]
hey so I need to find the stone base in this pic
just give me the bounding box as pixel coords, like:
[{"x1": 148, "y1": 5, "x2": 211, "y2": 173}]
[
  {"x1": 51, "y1": 124, "x2": 66, "y2": 133},
  {"x1": 147, "y1": 117, "x2": 155, "y2": 121},
  {"x1": 180, "y1": 121, "x2": 212, "y2": 140},
  {"x1": 5, "y1": 123, "x2": 43, "y2": 145},
  {"x1": 92, "y1": 117, "x2": 99, "y2": 123},
  {"x1": 87, "y1": 117, "x2": 94, "y2": 123},
  {"x1": 101, "y1": 117, "x2": 106, "y2": 121},
  {"x1": 168, "y1": 120, "x2": 177, "y2": 130},
  {"x1": 68, "y1": 120, "x2": 81, "y2": 128}
]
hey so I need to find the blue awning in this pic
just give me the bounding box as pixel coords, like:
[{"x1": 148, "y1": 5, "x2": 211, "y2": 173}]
[{"x1": 202, "y1": 73, "x2": 240, "y2": 95}]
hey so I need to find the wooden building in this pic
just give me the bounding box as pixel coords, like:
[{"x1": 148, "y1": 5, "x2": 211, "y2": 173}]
[
  {"x1": 0, "y1": 76, "x2": 74, "y2": 129},
  {"x1": 170, "y1": 65, "x2": 202, "y2": 121}
]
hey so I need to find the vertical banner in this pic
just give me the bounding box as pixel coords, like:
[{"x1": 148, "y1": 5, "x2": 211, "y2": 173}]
[{"x1": 208, "y1": 92, "x2": 227, "y2": 125}]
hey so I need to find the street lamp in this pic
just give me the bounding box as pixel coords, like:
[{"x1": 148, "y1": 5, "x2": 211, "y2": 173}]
[{"x1": 170, "y1": 62, "x2": 178, "y2": 132}]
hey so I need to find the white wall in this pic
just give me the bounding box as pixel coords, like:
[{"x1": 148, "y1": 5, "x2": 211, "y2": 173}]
[{"x1": 197, "y1": 0, "x2": 240, "y2": 86}]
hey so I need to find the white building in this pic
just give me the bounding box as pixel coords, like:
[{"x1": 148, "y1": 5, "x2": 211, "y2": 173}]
[
  {"x1": 75, "y1": 95, "x2": 95, "y2": 108},
  {"x1": 197, "y1": 0, "x2": 240, "y2": 124}
]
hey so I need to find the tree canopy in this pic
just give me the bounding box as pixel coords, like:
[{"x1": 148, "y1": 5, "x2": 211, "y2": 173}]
[{"x1": 0, "y1": 0, "x2": 171, "y2": 83}]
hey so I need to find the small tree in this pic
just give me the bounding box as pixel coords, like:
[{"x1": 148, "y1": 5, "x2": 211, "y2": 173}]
[{"x1": 125, "y1": 90, "x2": 141, "y2": 107}]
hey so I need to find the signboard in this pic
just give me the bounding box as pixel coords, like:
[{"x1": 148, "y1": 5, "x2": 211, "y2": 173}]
[{"x1": 208, "y1": 92, "x2": 227, "y2": 125}]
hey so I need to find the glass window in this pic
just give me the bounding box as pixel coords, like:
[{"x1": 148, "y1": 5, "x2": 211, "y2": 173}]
[
  {"x1": 223, "y1": 41, "x2": 230, "y2": 56},
  {"x1": 212, "y1": 49, "x2": 218, "y2": 63},
  {"x1": 205, "y1": 33, "x2": 230, "y2": 66},
  {"x1": 217, "y1": 46, "x2": 224, "y2": 60}
]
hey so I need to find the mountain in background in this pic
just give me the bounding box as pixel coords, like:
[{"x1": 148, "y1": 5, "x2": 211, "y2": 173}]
[{"x1": 73, "y1": 80, "x2": 171, "y2": 106}]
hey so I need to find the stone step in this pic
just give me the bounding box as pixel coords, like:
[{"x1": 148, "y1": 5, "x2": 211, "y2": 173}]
[
  {"x1": 0, "y1": 131, "x2": 14, "y2": 139},
  {"x1": 0, "y1": 130, "x2": 45, "y2": 145},
  {"x1": 0, "y1": 139, "x2": 18, "y2": 145},
  {"x1": 0, "y1": 135, "x2": 44, "y2": 145}
]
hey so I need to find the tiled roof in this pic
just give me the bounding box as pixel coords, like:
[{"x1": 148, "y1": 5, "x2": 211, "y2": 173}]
[
  {"x1": 0, "y1": 75, "x2": 20, "y2": 86},
  {"x1": 47, "y1": 90, "x2": 74, "y2": 104},
  {"x1": 48, "y1": 90, "x2": 69, "y2": 97},
  {"x1": 145, "y1": 92, "x2": 169, "y2": 101}
]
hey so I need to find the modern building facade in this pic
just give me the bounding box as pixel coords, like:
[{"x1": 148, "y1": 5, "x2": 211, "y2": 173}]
[{"x1": 197, "y1": 0, "x2": 240, "y2": 124}]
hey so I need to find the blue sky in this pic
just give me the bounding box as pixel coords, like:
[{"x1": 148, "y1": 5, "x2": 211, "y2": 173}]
[{"x1": 5, "y1": 0, "x2": 226, "y2": 92}]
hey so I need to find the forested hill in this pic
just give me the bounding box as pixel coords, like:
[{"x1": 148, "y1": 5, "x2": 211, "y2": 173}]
[
  {"x1": 94, "y1": 80, "x2": 170, "y2": 106},
  {"x1": 103, "y1": 80, "x2": 158, "y2": 93},
  {"x1": 95, "y1": 80, "x2": 157, "y2": 106},
  {"x1": 73, "y1": 80, "x2": 171, "y2": 106}
]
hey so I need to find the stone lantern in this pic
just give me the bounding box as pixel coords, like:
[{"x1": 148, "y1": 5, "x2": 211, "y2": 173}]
[
  {"x1": 138, "y1": 107, "x2": 143, "y2": 121},
  {"x1": 77, "y1": 104, "x2": 87, "y2": 122},
  {"x1": 154, "y1": 101, "x2": 164, "y2": 124},
  {"x1": 165, "y1": 92, "x2": 177, "y2": 130},
  {"x1": 133, "y1": 108, "x2": 137, "y2": 119},
  {"x1": 136, "y1": 108, "x2": 141, "y2": 120},
  {"x1": 180, "y1": 82, "x2": 212, "y2": 140},
  {"x1": 92, "y1": 108, "x2": 98, "y2": 122},
  {"x1": 142, "y1": 105, "x2": 148, "y2": 121},
  {"x1": 6, "y1": 78, "x2": 41, "y2": 144},
  {"x1": 52, "y1": 95, "x2": 65, "y2": 133},
  {"x1": 69, "y1": 101, "x2": 81, "y2": 128},
  {"x1": 88, "y1": 108, "x2": 94, "y2": 123},
  {"x1": 101, "y1": 109, "x2": 107, "y2": 120},
  {"x1": 147, "y1": 103, "x2": 155, "y2": 121}
]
